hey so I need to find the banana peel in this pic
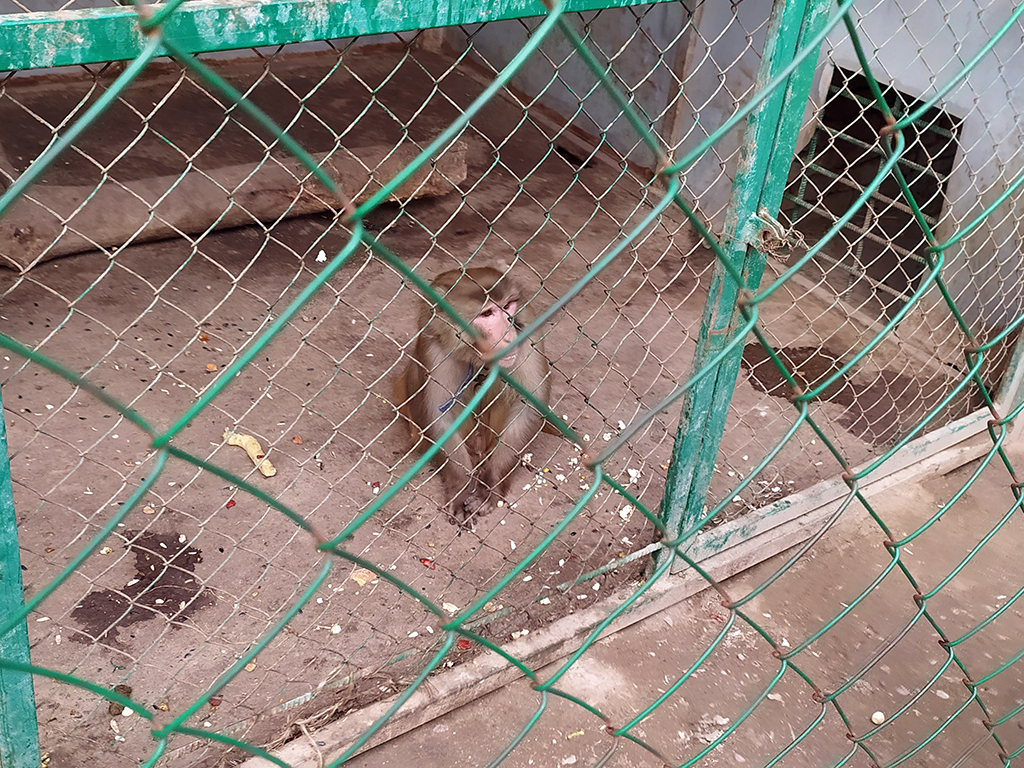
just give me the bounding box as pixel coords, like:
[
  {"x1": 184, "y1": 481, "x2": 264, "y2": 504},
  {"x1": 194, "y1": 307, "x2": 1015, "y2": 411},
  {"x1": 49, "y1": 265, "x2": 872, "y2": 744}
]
[{"x1": 224, "y1": 429, "x2": 277, "y2": 477}]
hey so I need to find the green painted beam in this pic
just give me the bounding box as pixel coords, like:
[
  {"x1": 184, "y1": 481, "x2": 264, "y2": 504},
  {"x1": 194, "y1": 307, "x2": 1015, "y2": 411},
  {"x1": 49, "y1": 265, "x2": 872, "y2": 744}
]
[
  {"x1": 0, "y1": 384, "x2": 41, "y2": 768},
  {"x1": 660, "y1": 0, "x2": 834, "y2": 553},
  {"x1": 0, "y1": 0, "x2": 671, "y2": 72}
]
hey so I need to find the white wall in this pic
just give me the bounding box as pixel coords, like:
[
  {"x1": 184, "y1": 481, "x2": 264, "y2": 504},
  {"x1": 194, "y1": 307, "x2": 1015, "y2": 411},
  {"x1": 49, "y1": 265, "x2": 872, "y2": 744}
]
[
  {"x1": 460, "y1": 0, "x2": 820, "y2": 229},
  {"x1": 827, "y1": 1, "x2": 1024, "y2": 329},
  {"x1": 459, "y1": 3, "x2": 696, "y2": 180},
  {"x1": 662, "y1": 0, "x2": 775, "y2": 227}
]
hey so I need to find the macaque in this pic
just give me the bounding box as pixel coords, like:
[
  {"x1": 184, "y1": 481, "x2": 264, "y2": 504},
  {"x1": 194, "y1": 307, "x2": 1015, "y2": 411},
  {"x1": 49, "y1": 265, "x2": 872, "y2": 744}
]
[{"x1": 397, "y1": 267, "x2": 552, "y2": 524}]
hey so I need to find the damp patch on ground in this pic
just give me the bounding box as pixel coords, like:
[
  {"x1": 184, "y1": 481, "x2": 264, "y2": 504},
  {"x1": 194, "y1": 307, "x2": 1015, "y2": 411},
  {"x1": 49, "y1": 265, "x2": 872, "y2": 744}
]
[{"x1": 70, "y1": 530, "x2": 212, "y2": 647}]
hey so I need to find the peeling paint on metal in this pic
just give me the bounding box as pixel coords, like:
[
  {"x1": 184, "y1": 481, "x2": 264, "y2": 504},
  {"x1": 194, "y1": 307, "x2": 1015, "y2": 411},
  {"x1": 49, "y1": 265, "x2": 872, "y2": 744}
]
[
  {"x1": 376, "y1": 0, "x2": 403, "y2": 22},
  {"x1": 238, "y1": 4, "x2": 261, "y2": 27},
  {"x1": 0, "y1": 0, "x2": 667, "y2": 72}
]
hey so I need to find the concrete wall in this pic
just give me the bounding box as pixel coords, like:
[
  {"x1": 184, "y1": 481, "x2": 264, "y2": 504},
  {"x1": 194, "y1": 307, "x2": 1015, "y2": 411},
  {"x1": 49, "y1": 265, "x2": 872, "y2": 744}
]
[
  {"x1": 827, "y1": 0, "x2": 1024, "y2": 329},
  {"x1": 662, "y1": 0, "x2": 775, "y2": 227},
  {"x1": 459, "y1": 3, "x2": 693, "y2": 173},
  {"x1": 458, "y1": 0, "x2": 774, "y2": 229},
  {"x1": 459, "y1": 0, "x2": 822, "y2": 230}
]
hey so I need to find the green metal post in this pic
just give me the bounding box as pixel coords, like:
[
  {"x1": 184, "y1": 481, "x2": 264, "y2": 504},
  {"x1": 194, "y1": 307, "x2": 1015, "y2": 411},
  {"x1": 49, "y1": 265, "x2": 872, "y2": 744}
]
[
  {"x1": 0, "y1": 385, "x2": 41, "y2": 768},
  {"x1": 661, "y1": 0, "x2": 834, "y2": 553}
]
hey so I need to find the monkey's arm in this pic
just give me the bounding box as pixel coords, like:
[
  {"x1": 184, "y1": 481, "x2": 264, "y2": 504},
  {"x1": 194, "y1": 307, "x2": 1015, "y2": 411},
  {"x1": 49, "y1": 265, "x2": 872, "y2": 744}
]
[{"x1": 407, "y1": 336, "x2": 490, "y2": 517}]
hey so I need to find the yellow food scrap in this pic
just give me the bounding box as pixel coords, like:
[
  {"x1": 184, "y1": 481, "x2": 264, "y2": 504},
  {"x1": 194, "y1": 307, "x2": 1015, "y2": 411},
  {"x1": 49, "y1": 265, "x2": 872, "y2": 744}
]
[
  {"x1": 350, "y1": 567, "x2": 376, "y2": 587},
  {"x1": 224, "y1": 430, "x2": 276, "y2": 477}
]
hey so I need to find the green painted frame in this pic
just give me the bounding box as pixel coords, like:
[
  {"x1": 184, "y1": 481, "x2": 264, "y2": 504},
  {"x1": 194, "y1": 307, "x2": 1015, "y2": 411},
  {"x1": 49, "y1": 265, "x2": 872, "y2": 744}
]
[{"x1": 0, "y1": 0, "x2": 666, "y2": 71}]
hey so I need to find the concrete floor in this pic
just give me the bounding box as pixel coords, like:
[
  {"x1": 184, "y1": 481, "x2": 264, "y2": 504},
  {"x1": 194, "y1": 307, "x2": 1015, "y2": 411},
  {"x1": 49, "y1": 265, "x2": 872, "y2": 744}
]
[{"x1": 314, "y1": 445, "x2": 1024, "y2": 768}]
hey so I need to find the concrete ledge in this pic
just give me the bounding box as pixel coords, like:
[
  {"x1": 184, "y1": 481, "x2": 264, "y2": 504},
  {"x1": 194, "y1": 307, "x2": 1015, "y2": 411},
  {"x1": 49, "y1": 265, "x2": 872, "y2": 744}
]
[{"x1": 0, "y1": 140, "x2": 466, "y2": 270}]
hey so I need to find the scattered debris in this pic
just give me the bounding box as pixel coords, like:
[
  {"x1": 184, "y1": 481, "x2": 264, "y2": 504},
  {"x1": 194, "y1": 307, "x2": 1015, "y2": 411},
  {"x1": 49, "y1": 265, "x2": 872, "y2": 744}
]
[{"x1": 108, "y1": 685, "x2": 133, "y2": 716}]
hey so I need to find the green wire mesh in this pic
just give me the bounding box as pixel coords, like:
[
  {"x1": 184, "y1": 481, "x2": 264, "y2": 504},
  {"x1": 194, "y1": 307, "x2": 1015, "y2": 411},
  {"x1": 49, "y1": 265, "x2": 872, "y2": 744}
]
[{"x1": 1, "y1": 0, "x2": 1024, "y2": 765}]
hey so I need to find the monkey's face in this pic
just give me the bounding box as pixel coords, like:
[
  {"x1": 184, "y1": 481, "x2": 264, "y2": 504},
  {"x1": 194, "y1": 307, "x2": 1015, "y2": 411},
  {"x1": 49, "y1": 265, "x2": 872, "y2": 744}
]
[{"x1": 473, "y1": 298, "x2": 519, "y2": 365}]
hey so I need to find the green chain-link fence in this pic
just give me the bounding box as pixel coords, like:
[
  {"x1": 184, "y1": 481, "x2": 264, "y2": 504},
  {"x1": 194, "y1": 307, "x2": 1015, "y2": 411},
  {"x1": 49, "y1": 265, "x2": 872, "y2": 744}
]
[{"x1": 2, "y1": 0, "x2": 1024, "y2": 765}]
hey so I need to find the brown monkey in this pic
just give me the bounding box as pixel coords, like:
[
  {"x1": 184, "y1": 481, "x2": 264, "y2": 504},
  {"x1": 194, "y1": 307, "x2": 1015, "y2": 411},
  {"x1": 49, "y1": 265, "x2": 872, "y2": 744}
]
[{"x1": 397, "y1": 267, "x2": 552, "y2": 524}]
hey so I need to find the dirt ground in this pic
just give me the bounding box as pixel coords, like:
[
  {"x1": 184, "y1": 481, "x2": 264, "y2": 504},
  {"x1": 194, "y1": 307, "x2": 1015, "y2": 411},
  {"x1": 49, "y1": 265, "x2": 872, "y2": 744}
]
[{"x1": 0, "y1": 44, "x2": 989, "y2": 766}]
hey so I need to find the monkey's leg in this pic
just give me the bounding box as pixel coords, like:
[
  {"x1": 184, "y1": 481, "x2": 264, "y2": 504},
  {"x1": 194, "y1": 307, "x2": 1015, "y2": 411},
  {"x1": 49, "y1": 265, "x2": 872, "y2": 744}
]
[
  {"x1": 406, "y1": 361, "x2": 486, "y2": 524},
  {"x1": 432, "y1": 428, "x2": 488, "y2": 525},
  {"x1": 393, "y1": 364, "x2": 421, "y2": 444},
  {"x1": 470, "y1": 402, "x2": 543, "y2": 516}
]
